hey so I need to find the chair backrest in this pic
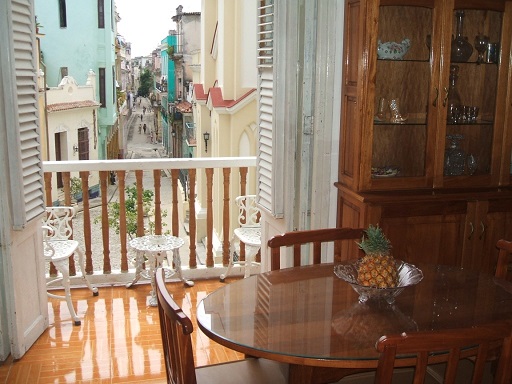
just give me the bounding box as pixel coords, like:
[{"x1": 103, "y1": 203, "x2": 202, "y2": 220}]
[
  {"x1": 267, "y1": 227, "x2": 364, "y2": 271},
  {"x1": 495, "y1": 239, "x2": 512, "y2": 280},
  {"x1": 235, "y1": 195, "x2": 260, "y2": 228},
  {"x1": 375, "y1": 322, "x2": 512, "y2": 384},
  {"x1": 155, "y1": 268, "x2": 197, "y2": 384},
  {"x1": 43, "y1": 206, "x2": 76, "y2": 240},
  {"x1": 42, "y1": 225, "x2": 55, "y2": 259}
]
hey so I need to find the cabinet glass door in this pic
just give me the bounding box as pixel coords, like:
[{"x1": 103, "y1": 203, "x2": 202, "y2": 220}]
[
  {"x1": 372, "y1": 4, "x2": 433, "y2": 186},
  {"x1": 442, "y1": 7, "x2": 503, "y2": 186}
]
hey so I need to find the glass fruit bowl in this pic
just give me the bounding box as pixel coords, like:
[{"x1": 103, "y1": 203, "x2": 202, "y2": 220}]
[{"x1": 334, "y1": 259, "x2": 423, "y2": 304}]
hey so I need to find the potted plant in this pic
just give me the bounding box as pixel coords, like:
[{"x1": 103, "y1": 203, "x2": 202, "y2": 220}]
[{"x1": 70, "y1": 177, "x2": 83, "y2": 203}]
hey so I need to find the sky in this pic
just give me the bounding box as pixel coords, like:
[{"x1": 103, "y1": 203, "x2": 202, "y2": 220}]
[{"x1": 115, "y1": 0, "x2": 201, "y2": 57}]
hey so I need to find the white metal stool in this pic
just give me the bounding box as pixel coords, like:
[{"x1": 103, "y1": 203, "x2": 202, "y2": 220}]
[
  {"x1": 220, "y1": 195, "x2": 261, "y2": 281},
  {"x1": 43, "y1": 206, "x2": 98, "y2": 325}
]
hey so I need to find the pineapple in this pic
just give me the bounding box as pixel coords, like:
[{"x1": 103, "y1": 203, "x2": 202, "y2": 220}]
[{"x1": 356, "y1": 225, "x2": 399, "y2": 288}]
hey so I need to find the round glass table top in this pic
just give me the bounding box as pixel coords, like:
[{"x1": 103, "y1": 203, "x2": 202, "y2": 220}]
[{"x1": 197, "y1": 263, "x2": 512, "y2": 366}]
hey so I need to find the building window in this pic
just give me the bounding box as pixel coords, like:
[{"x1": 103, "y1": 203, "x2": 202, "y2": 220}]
[
  {"x1": 60, "y1": 67, "x2": 68, "y2": 80},
  {"x1": 99, "y1": 67, "x2": 106, "y2": 107},
  {"x1": 78, "y1": 127, "x2": 90, "y2": 160},
  {"x1": 59, "y1": 0, "x2": 67, "y2": 28},
  {"x1": 98, "y1": 0, "x2": 105, "y2": 29}
]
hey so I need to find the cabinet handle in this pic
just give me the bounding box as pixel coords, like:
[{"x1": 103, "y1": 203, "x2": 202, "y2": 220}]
[
  {"x1": 443, "y1": 87, "x2": 448, "y2": 107},
  {"x1": 468, "y1": 222, "x2": 474, "y2": 240},
  {"x1": 479, "y1": 221, "x2": 486, "y2": 240},
  {"x1": 432, "y1": 87, "x2": 439, "y2": 107}
]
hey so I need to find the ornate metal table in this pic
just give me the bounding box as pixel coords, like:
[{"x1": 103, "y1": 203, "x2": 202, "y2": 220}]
[{"x1": 127, "y1": 235, "x2": 194, "y2": 306}]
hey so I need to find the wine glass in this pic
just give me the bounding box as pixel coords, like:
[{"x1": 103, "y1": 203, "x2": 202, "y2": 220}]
[
  {"x1": 474, "y1": 34, "x2": 490, "y2": 64},
  {"x1": 467, "y1": 154, "x2": 478, "y2": 175}
]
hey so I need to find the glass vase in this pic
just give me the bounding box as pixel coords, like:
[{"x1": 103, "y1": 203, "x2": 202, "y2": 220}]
[
  {"x1": 447, "y1": 65, "x2": 462, "y2": 123},
  {"x1": 451, "y1": 11, "x2": 473, "y2": 62},
  {"x1": 444, "y1": 134, "x2": 466, "y2": 176}
]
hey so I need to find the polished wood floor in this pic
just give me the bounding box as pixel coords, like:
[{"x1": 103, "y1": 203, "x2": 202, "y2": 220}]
[{"x1": 0, "y1": 278, "x2": 244, "y2": 383}]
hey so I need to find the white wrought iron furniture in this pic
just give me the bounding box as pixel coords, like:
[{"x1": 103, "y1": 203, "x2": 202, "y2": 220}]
[
  {"x1": 43, "y1": 206, "x2": 98, "y2": 325},
  {"x1": 220, "y1": 195, "x2": 261, "y2": 281},
  {"x1": 127, "y1": 234, "x2": 194, "y2": 306}
]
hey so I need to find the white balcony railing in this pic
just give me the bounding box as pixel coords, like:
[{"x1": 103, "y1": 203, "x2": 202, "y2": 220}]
[{"x1": 43, "y1": 157, "x2": 258, "y2": 284}]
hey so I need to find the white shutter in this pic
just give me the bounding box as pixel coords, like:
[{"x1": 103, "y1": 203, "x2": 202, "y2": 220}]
[
  {"x1": 8, "y1": 0, "x2": 45, "y2": 228},
  {"x1": 257, "y1": 0, "x2": 284, "y2": 217},
  {"x1": 257, "y1": 69, "x2": 273, "y2": 211},
  {"x1": 257, "y1": 1, "x2": 273, "y2": 67}
]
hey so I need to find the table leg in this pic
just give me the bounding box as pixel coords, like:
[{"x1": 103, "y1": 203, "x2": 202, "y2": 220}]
[
  {"x1": 147, "y1": 251, "x2": 159, "y2": 306},
  {"x1": 126, "y1": 250, "x2": 144, "y2": 288},
  {"x1": 170, "y1": 249, "x2": 194, "y2": 287},
  {"x1": 288, "y1": 365, "x2": 314, "y2": 384}
]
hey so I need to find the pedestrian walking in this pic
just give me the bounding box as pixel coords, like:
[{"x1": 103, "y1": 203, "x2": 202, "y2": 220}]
[
  {"x1": 138, "y1": 124, "x2": 142, "y2": 134},
  {"x1": 143, "y1": 106, "x2": 146, "y2": 115},
  {"x1": 143, "y1": 123, "x2": 147, "y2": 134},
  {"x1": 140, "y1": 114, "x2": 143, "y2": 122}
]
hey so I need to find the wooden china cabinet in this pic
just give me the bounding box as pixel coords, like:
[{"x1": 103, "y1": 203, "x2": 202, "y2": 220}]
[{"x1": 336, "y1": 0, "x2": 512, "y2": 273}]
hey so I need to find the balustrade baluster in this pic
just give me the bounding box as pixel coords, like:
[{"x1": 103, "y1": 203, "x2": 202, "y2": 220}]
[
  {"x1": 118, "y1": 171, "x2": 128, "y2": 272},
  {"x1": 188, "y1": 169, "x2": 197, "y2": 268},
  {"x1": 206, "y1": 168, "x2": 214, "y2": 267},
  {"x1": 80, "y1": 171, "x2": 94, "y2": 274},
  {"x1": 171, "y1": 169, "x2": 179, "y2": 237},
  {"x1": 153, "y1": 169, "x2": 162, "y2": 234},
  {"x1": 135, "y1": 170, "x2": 144, "y2": 238},
  {"x1": 239, "y1": 167, "x2": 248, "y2": 262},
  {"x1": 99, "y1": 171, "x2": 111, "y2": 273},
  {"x1": 222, "y1": 168, "x2": 231, "y2": 266}
]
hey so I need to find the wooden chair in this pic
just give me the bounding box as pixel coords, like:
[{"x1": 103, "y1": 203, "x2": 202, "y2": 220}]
[
  {"x1": 373, "y1": 322, "x2": 512, "y2": 384},
  {"x1": 155, "y1": 268, "x2": 289, "y2": 384},
  {"x1": 495, "y1": 239, "x2": 512, "y2": 280},
  {"x1": 43, "y1": 206, "x2": 98, "y2": 325},
  {"x1": 267, "y1": 227, "x2": 364, "y2": 271},
  {"x1": 220, "y1": 195, "x2": 261, "y2": 281}
]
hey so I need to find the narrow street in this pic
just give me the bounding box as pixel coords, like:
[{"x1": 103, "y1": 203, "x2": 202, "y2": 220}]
[{"x1": 125, "y1": 96, "x2": 165, "y2": 160}]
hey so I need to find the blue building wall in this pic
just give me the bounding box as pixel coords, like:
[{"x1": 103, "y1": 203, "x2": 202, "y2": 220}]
[
  {"x1": 165, "y1": 35, "x2": 177, "y2": 102},
  {"x1": 160, "y1": 35, "x2": 178, "y2": 155},
  {"x1": 36, "y1": 0, "x2": 117, "y2": 159}
]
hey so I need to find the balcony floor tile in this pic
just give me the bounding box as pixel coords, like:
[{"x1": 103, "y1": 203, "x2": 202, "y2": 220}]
[{"x1": 0, "y1": 278, "x2": 243, "y2": 383}]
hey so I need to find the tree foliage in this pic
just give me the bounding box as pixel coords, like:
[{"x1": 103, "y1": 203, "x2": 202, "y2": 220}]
[
  {"x1": 137, "y1": 69, "x2": 153, "y2": 97},
  {"x1": 95, "y1": 185, "x2": 168, "y2": 239}
]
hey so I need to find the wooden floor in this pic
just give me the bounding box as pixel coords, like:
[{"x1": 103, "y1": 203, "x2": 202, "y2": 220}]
[{"x1": 0, "y1": 277, "x2": 244, "y2": 383}]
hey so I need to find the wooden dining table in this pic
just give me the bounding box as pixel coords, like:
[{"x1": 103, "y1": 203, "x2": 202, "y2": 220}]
[{"x1": 196, "y1": 262, "x2": 512, "y2": 384}]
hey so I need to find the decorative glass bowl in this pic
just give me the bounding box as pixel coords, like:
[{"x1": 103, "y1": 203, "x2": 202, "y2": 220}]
[
  {"x1": 334, "y1": 259, "x2": 423, "y2": 304},
  {"x1": 377, "y1": 38, "x2": 411, "y2": 60}
]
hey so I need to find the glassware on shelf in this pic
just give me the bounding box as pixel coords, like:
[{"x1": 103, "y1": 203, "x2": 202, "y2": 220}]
[
  {"x1": 467, "y1": 154, "x2": 478, "y2": 175},
  {"x1": 444, "y1": 134, "x2": 466, "y2": 176},
  {"x1": 486, "y1": 42, "x2": 499, "y2": 63},
  {"x1": 447, "y1": 65, "x2": 462, "y2": 123},
  {"x1": 389, "y1": 98, "x2": 408, "y2": 123},
  {"x1": 375, "y1": 97, "x2": 387, "y2": 121},
  {"x1": 451, "y1": 11, "x2": 473, "y2": 62},
  {"x1": 474, "y1": 34, "x2": 490, "y2": 64}
]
